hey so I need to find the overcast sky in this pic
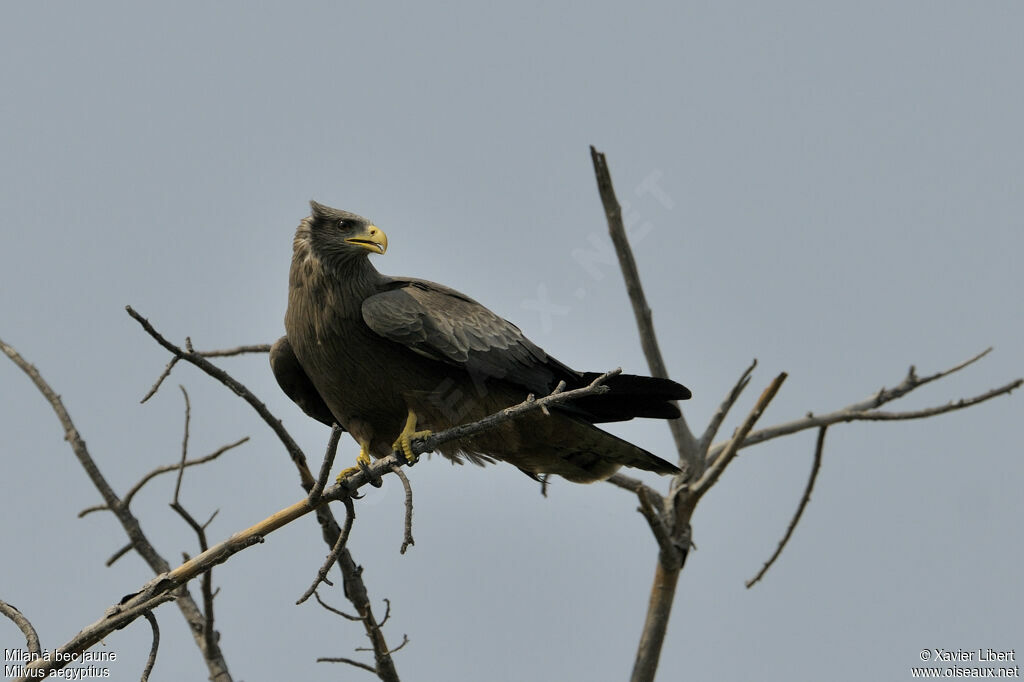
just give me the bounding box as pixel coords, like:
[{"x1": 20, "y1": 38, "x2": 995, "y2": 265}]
[{"x1": 1, "y1": 3, "x2": 1021, "y2": 681}]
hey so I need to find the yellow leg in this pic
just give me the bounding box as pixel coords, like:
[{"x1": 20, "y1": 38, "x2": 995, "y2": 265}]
[
  {"x1": 392, "y1": 410, "x2": 432, "y2": 465},
  {"x1": 335, "y1": 445, "x2": 373, "y2": 483}
]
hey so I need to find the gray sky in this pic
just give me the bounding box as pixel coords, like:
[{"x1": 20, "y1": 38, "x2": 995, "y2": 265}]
[{"x1": 1, "y1": 3, "x2": 1021, "y2": 681}]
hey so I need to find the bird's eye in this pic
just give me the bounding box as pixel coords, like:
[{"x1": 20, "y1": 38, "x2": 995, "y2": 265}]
[{"x1": 338, "y1": 220, "x2": 351, "y2": 230}]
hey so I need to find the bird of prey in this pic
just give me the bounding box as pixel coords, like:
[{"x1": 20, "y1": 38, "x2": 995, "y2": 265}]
[{"x1": 270, "y1": 201, "x2": 691, "y2": 483}]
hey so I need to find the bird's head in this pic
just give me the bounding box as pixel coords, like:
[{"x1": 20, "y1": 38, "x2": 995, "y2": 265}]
[{"x1": 305, "y1": 200, "x2": 388, "y2": 262}]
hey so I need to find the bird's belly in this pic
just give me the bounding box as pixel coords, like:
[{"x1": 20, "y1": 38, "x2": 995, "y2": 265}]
[{"x1": 287, "y1": 316, "x2": 439, "y2": 454}]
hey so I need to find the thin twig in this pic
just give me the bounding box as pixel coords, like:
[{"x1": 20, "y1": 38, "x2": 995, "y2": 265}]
[
  {"x1": 698, "y1": 359, "x2": 757, "y2": 461},
  {"x1": 391, "y1": 467, "x2": 415, "y2": 554},
  {"x1": 692, "y1": 373, "x2": 788, "y2": 500},
  {"x1": 310, "y1": 425, "x2": 344, "y2": 502},
  {"x1": 105, "y1": 543, "x2": 134, "y2": 567},
  {"x1": 313, "y1": 591, "x2": 364, "y2": 621},
  {"x1": 0, "y1": 600, "x2": 41, "y2": 656},
  {"x1": 418, "y1": 368, "x2": 619, "y2": 452},
  {"x1": 140, "y1": 611, "x2": 160, "y2": 682},
  {"x1": 108, "y1": 438, "x2": 248, "y2": 513},
  {"x1": 297, "y1": 497, "x2": 356, "y2": 604},
  {"x1": 606, "y1": 472, "x2": 655, "y2": 496},
  {"x1": 706, "y1": 352, "x2": 1020, "y2": 463},
  {"x1": 359, "y1": 634, "x2": 409, "y2": 656},
  {"x1": 140, "y1": 357, "x2": 179, "y2": 403},
  {"x1": 165, "y1": 386, "x2": 223, "y2": 658},
  {"x1": 746, "y1": 426, "x2": 827, "y2": 588},
  {"x1": 316, "y1": 657, "x2": 378, "y2": 673},
  {"x1": 168, "y1": 497, "x2": 218, "y2": 653},
  {"x1": 173, "y1": 386, "x2": 191, "y2": 503},
  {"x1": 196, "y1": 344, "x2": 272, "y2": 357},
  {"x1": 839, "y1": 386, "x2": 1021, "y2": 421}
]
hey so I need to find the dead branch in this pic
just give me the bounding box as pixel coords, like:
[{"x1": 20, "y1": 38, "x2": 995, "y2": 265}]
[
  {"x1": 309, "y1": 425, "x2": 344, "y2": 502},
  {"x1": 141, "y1": 356, "x2": 179, "y2": 403},
  {"x1": 391, "y1": 466, "x2": 415, "y2": 554},
  {"x1": 168, "y1": 387, "x2": 220, "y2": 657},
  {"x1": 140, "y1": 611, "x2": 160, "y2": 682},
  {"x1": 691, "y1": 374, "x2": 788, "y2": 500},
  {"x1": 359, "y1": 634, "x2": 410, "y2": 656},
  {"x1": 316, "y1": 656, "x2": 379, "y2": 673},
  {"x1": 118, "y1": 438, "x2": 248, "y2": 513},
  {"x1": 79, "y1": 438, "x2": 248, "y2": 519},
  {"x1": 706, "y1": 356, "x2": 1021, "y2": 464},
  {"x1": 196, "y1": 344, "x2": 272, "y2": 357},
  {"x1": 417, "y1": 368, "x2": 619, "y2": 450},
  {"x1": 140, "y1": 346, "x2": 270, "y2": 402},
  {"x1": 126, "y1": 306, "x2": 317, "y2": 489},
  {"x1": 314, "y1": 591, "x2": 364, "y2": 621},
  {"x1": 297, "y1": 497, "x2": 356, "y2": 604},
  {"x1": 0, "y1": 336, "x2": 234, "y2": 682},
  {"x1": 636, "y1": 487, "x2": 679, "y2": 565},
  {"x1": 746, "y1": 426, "x2": 827, "y2": 588},
  {"x1": 588, "y1": 147, "x2": 1020, "y2": 682},
  {"x1": 590, "y1": 145, "x2": 699, "y2": 472},
  {"x1": 0, "y1": 600, "x2": 41, "y2": 656},
  {"x1": 698, "y1": 359, "x2": 757, "y2": 459}
]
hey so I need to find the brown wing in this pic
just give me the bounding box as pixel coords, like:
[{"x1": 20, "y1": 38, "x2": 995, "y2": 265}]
[
  {"x1": 361, "y1": 278, "x2": 570, "y2": 394},
  {"x1": 269, "y1": 335, "x2": 339, "y2": 428}
]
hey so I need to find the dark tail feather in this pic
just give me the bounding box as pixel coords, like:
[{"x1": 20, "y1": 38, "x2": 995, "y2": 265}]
[{"x1": 567, "y1": 373, "x2": 691, "y2": 423}]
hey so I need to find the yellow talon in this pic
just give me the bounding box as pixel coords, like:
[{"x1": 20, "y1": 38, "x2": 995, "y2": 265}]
[
  {"x1": 392, "y1": 410, "x2": 431, "y2": 465},
  {"x1": 335, "y1": 447, "x2": 373, "y2": 483}
]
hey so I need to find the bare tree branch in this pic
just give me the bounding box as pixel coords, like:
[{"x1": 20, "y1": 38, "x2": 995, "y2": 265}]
[
  {"x1": 196, "y1": 344, "x2": 272, "y2": 357},
  {"x1": 698, "y1": 359, "x2": 757, "y2": 460},
  {"x1": 391, "y1": 466, "x2": 415, "y2": 554},
  {"x1": 297, "y1": 497, "x2": 356, "y2": 604},
  {"x1": 118, "y1": 438, "x2": 248, "y2": 513},
  {"x1": 314, "y1": 591, "x2": 364, "y2": 621},
  {"x1": 140, "y1": 610, "x2": 160, "y2": 682},
  {"x1": 316, "y1": 656, "x2": 379, "y2": 673},
  {"x1": 590, "y1": 145, "x2": 699, "y2": 472},
  {"x1": 606, "y1": 472, "x2": 656, "y2": 497},
  {"x1": 0, "y1": 600, "x2": 41, "y2": 656},
  {"x1": 105, "y1": 543, "x2": 134, "y2": 567},
  {"x1": 309, "y1": 425, "x2": 344, "y2": 502},
  {"x1": 11, "y1": 592, "x2": 178, "y2": 682},
  {"x1": 140, "y1": 347, "x2": 270, "y2": 404},
  {"x1": 586, "y1": 148, "x2": 1020, "y2": 682},
  {"x1": 0, "y1": 336, "x2": 234, "y2": 682},
  {"x1": 691, "y1": 374, "x2": 788, "y2": 500},
  {"x1": 359, "y1": 634, "x2": 409, "y2": 656},
  {"x1": 141, "y1": 356, "x2": 179, "y2": 403},
  {"x1": 174, "y1": 385, "x2": 192, "y2": 502},
  {"x1": 417, "y1": 369, "x2": 618, "y2": 450},
  {"x1": 636, "y1": 487, "x2": 678, "y2": 565},
  {"x1": 126, "y1": 306, "x2": 317, "y2": 490},
  {"x1": 746, "y1": 426, "x2": 827, "y2": 588},
  {"x1": 707, "y1": 355, "x2": 1021, "y2": 463}
]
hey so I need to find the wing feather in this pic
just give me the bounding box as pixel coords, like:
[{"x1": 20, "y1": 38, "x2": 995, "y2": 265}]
[{"x1": 361, "y1": 279, "x2": 566, "y2": 393}]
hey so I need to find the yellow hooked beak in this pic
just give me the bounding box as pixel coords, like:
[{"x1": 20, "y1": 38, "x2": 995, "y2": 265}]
[{"x1": 345, "y1": 224, "x2": 388, "y2": 255}]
